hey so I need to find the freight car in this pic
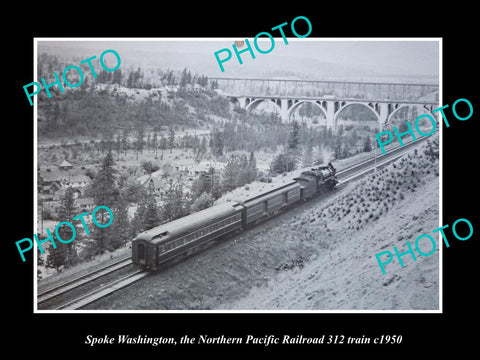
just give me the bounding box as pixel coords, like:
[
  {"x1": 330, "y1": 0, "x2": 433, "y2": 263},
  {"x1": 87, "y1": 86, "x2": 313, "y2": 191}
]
[{"x1": 132, "y1": 163, "x2": 337, "y2": 270}]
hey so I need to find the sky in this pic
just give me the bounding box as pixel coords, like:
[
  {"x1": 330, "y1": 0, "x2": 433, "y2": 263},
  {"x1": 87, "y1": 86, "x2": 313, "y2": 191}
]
[{"x1": 37, "y1": 38, "x2": 440, "y2": 80}]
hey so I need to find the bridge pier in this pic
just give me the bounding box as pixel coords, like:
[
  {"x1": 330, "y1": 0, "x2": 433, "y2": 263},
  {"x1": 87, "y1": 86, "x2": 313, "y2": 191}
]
[
  {"x1": 279, "y1": 99, "x2": 289, "y2": 121},
  {"x1": 237, "y1": 97, "x2": 246, "y2": 108},
  {"x1": 325, "y1": 100, "x2": 336, "y2": 131},
  {"x1": 378, "y1": 102, "x2": 390, "y2": 130}
]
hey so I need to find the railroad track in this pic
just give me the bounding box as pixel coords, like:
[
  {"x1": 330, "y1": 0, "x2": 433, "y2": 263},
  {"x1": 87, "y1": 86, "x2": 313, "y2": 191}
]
[
  {"x1": 37, "y1": 256, "x2": 144, "y2": 310},
  {"x1": 55, "y1": 270, "x2": 148, "y2": 310},
  {"x1": 336, "y1": 133, "x2": 436, "y2": 184},
  {"x1": 38, "y1": 134, "x2": 435, "y2": 310}
]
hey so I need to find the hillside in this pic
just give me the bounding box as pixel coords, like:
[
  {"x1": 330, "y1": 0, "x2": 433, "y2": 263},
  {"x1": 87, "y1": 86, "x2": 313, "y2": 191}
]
[{"x1": 84, "y1": 136, "x2": 439, "y2": 310}]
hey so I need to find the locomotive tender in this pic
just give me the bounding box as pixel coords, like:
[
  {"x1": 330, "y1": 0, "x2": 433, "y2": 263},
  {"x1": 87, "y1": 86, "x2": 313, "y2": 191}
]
[{"x1": 132, "y1": 163, "x2": 337, "y2": 270}]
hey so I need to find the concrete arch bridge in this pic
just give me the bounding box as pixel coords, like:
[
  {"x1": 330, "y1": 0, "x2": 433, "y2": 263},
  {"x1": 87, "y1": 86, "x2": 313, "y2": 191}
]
[{"x1": 227, "y1": 95, "x2": 439, "y2": 131}]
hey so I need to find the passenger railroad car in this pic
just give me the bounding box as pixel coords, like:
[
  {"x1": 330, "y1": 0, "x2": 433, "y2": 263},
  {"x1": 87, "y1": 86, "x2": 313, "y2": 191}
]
[
  {"x1": 132, "y1": 202, "x2": 243, "y2": 269},
  {"x1": 237, "y1": 182, "x2": 301, "y2": 226}
]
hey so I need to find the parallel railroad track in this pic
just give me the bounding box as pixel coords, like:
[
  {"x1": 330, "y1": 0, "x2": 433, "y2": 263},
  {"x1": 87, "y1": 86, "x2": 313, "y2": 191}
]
[
  {"x1": 37, "y1": 256, "x2": 140, "y2": 310},
  {"x1": 55, "y1": 270, "x2": 148, "y2": 310}
]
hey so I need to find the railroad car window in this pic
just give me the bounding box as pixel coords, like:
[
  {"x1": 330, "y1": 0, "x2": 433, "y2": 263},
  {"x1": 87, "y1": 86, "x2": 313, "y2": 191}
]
[
  {"x1": 283, "y1": 193, "x2": 288, "y2": 204},
  {"x1": 263, "y1": 201, "x2": 268, "y2": 213}
]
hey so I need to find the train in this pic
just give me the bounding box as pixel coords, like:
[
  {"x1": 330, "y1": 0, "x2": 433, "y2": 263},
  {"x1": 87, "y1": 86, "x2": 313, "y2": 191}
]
[{"x1": 132, "y1": 163, "x2": 337, "y2": 270}]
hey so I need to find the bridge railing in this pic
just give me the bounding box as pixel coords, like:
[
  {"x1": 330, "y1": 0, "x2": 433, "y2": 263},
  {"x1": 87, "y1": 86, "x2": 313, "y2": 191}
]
[{"x1": 211, "y1": 78, "x2": 439, "y2": 102}]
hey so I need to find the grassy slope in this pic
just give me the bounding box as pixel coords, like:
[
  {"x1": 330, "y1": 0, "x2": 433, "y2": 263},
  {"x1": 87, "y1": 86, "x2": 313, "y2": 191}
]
[{"x1": 224, "y1": 138, "x2": 440, "y2": 310}]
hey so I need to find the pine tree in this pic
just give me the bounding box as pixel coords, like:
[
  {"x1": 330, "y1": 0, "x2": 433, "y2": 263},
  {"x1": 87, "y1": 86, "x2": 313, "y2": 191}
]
[
  {"x1": 302, "y1": 143, "x2": 314, "y2": 167},
  {"x1": 91, "y1": 151, "x2": 119, "y2": 252},
  {"x1": 152, "y1": 132, "x2": 158, "y2": 159},
  {"x1": 46, "y1": 240, "x2": 67, "y2": 272},
  {"x1": 127, "y1": 71, "x2": 134, "y2": 88},
  {"x1": 161, "y1": 183, "x2": 187, "y2": 222},
  {"x1": 147, "y1": 133, "x2": 151, "y2": 152},
  {"x1": 237, "y1": 154, "x2": 249, "y2": 186},
  {"x1": 210, "y1": 129, "x2": 224, "y2": 157},
  {"x1": 191, "y1": 192, "x2": 214, "y2": 212},
  {"x1": 37, "y1": 247, "x2": 44, "y2": 280},
  {"x1": 168, "y1": 127, "x2": 175, "y2": 153},
  {"x1": 47, "y1": 188, "x2": 78, "y2": 270},
  {"x1": 115, "y1": 132, "x2": 122, "y2": 160},
  {"x1": 180, "y1": 68, "x2": 188, "y2": 87},
  {"x1": 223, "y1": 155, "x2": 241, "y2": 192},
  {"x1": 111, "y1": 192, "x2": 131, "y2": 248},
  {"x1": 363, "y1": 135, "x2": 373, "y2": 152},
  {"x1": 113, "y1": 68, "x2": 122, "y2": 85},
  {"x1": 134, "y1": 124, "x2": 145, "y2": 161},
  {"x1": 143, "y1": 196, "x2": 160, "y2": 230},
  {"x1": 131, "y1": 198, "x2": 147, "y2": 237},
  {"x1": 191, "y1": 173, "x2": 208, "y2": 199},
  {"x1": 287, "y1": 121, "x2": 300, "y2": 151},
  {"x1": 121, "y1": 128, "x2": 129, "y2": 156},
  {"x1": 270, "y1": 152, "x2": 296, "y2": 174},
  {"x1": 247, "y1": 151, "x2": 258, "y2": 182}
]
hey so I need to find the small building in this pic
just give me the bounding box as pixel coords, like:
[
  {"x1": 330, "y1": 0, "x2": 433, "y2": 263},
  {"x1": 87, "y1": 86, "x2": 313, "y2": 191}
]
[
  {"x1": 76, "y1": 197, "x2": 95, "y2": 212},
  {"x1": 64, "y1": 174, "x2": 91, "y2": 196},
  {"x1": 192, "y1": 161, "x2": 224, "y2": 176},
  {"x1": 58, "y1": 159, "x2": 73, "y2": 170},
  {"x1": 173, "y1": 158, "x2": 198, "y2": 174}
]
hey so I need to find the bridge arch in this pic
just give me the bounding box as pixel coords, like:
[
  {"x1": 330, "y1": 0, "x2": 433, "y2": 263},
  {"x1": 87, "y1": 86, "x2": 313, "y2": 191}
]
[
  {"x1": 287, "y1": 100, "x2": 327, "y2": 121},
  {"x1": 386, "y1": 103, "x2": 435, "y2": 125},
  {"x1": 245, "y1": 98, "x2": 281, "y2": 115},
  {"x1": 229, "y1": 97, "x2": 240, "y2": 107},
  {"x1": 334, "y1": 101, "x2": 381, "y2": 129}
]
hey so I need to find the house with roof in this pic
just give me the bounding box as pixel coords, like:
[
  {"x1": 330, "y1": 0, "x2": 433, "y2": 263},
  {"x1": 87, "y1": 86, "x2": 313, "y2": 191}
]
[
  {"x1": 58, "y1": 159, "x2": 73, "y2": 170},
  {"x1": 64, "y1": 174, "x2": 91, "y2": 196},
  {"x1": 172, "y1": 158, "x2": 198, "y2": 174},
  {"x1": 76, "y1": 196, "x2": 95, "y2": 212},
  {"x1": 192, "y1": 161, "x2": 224, "y2": 176},
  {"x1": 38, "y1": 160, "x2": 92, "y2": 200}
]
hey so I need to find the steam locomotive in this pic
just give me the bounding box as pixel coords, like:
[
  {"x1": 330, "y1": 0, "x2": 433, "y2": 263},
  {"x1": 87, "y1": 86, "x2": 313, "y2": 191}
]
[{"x1": 132, "y1": 163, "x2": 337, "y2": 270}]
